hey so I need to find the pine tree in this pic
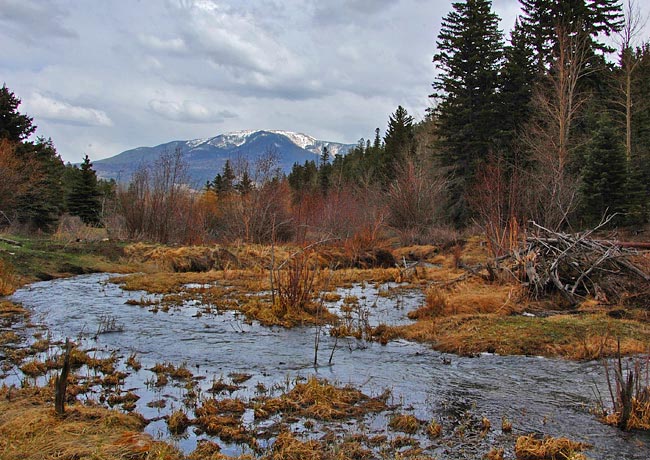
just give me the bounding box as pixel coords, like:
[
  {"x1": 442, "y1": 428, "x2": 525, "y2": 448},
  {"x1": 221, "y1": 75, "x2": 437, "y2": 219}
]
[
  {"x1": 0, "y1": 86, "x2": 67, "y2": 231},
  {"x1": 628, "y1": 43, "x2": 650, "y2": 222},
  {"x1": 381, "y1": 106, "x2": 416, "y2": 183},
  {"x1": 432, "y1": 0, "x2": 504, "y2": 226},
  {"x1": 499, "y1": 19, "x2": 536, "y2": 157},
  {"x1": 67, "y1": 155, "x2": 102, "y2": 225},
  {"x1": 519, "y1": 0, "x2": 623, "y2": 71},
  {"x1": 0, "y1": 85, "x2": 36, "y2": 142},
  {"x1": 579, "y1": 111, "x2": 628, "y2": 226},
  {"x1": 236, "y1": 169, "x2": 254, "y2": 195},
  {"x1": 212, "y1": 160, "x2": 236, "y2": 196},
  {"x1": 318, "y1": 146, "x2": 331, "y2": 195},
  {"x1": 15, "y1": 137, "x2": 66, "y2": 231}
]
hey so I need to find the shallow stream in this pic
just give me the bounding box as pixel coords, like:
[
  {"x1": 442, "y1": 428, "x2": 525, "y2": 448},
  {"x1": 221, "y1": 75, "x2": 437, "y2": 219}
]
[{"x1": 5, "y1": 273, "x2": 650, "y2": 459}]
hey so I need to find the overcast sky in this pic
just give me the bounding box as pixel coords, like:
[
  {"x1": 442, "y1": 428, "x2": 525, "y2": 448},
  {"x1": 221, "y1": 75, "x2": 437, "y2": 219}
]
[{"x1": 1, "y1": 0, "x2": 647, "y2": 163}]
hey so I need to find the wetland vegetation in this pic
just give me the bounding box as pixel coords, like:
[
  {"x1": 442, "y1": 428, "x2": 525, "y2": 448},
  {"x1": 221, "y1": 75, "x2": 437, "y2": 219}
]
[{"x1": 2, "y1": 234, "x2": 650, "y2": 459}]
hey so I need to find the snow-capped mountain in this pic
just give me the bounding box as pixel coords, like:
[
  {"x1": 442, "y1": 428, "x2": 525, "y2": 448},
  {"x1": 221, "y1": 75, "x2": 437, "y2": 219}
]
[{"x1": 93, "y1": 130, "x2": 355, "y2": 186}]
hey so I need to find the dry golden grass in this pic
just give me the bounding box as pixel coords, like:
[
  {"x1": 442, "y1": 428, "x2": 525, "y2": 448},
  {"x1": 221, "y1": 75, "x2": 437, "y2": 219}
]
[
  {"x1": 167, "y1": 409, "x2": 190, "y2": 434},
  {"x1": 0, "y1": 258, "x2": 18, "y2": 296},
  {"x1": 114, "y1": 267, "x2": 339, "y2": 328},
  {"x1": 502, "y1": 417, "x2": 513, "y2": 433},
  {"x1": 485, "y1": 448, "x2": 505, "y2": 460},
  {"x1": 389, "y1": 413, "x2": 421, "y2": 434},
  {"x1": 19, "y1": 359, "x2": 47, "y2": 377},
  {"x1": 514, "y1": 435, "x2": 590, "y2": 460},
  {"x1": 392, "y1": 245, "x2": 440, "y2": 262},
  {"x1": 0, "y1": 387, "x2": 183, "y2": 460},
  {"x1": 602, "y1": 394, "x2": 650, "y2": 430},
  {"x1": 124, "y1": 242, "x2": 298, "y2": 273},
  {"x1": 398, "y1": 313, "x2": 650, "y2": 358},
  {"x1": 271, "y1": 431, "x2": 323, "y2": 460},
  {"x1": 0, "y1": 300, "x2": 28, "y2": 318},
  {"x1": 0, "y1": 331, "x2": 20, "y2": 346},
  {"x1": 426, "y1": 420, "x2": 442, "y2": 438},
  {"x1": 408, "y1": 285, "x2": 448, "y2": 319},
  {"x1": 255, "y1": 377, "x2": 388, "y2": 422},
  {"x1": 193, "y1": 397, "x2": 256, "y2": 447}
]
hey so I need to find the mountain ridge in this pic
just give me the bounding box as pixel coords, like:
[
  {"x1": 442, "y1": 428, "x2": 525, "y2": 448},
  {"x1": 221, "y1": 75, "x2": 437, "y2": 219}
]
[{"x1": 93, "y1": 130, "x2": 355, "y2": 186}]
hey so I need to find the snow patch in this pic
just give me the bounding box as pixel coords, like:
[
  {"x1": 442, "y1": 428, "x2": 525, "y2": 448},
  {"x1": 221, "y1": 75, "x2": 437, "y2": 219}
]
[
  {"x1": 186, "y1": 137, "x2": 210, "y2": 148},
  {"x1": 268, "y1": 130, "x2": 316, "y2": 149},
  {"x1": 183, "y1": 130, "x2": 352, "y2": 155}
]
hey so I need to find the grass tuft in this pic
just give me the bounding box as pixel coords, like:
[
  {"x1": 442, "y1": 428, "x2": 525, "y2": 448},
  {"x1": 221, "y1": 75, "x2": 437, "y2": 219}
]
[{"x1": 514, "y1": 435, "x2": 590, "y2": 460}]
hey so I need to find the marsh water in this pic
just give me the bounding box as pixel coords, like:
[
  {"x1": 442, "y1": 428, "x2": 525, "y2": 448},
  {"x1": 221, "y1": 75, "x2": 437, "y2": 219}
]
[{"x1": 6, "y1": 273, "x2": 650, "y2": 459}]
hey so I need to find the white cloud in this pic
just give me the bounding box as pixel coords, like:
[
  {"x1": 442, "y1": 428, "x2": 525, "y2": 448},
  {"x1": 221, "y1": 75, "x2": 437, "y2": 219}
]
[
  {"x1": 149, "y1": 99, "x2": 237, "y2": 123},
  {"x1": 27, "y1": 93, "x2": 113, "y2": 127},
  {"x1": 138, "y1": 34, "x2": 187, "y2": 53}
]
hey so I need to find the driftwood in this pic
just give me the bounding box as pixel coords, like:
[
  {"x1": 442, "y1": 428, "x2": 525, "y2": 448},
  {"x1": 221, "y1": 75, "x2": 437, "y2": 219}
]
[{"x1": 508, "y1": 219, "x2": 650, "y2": 306}]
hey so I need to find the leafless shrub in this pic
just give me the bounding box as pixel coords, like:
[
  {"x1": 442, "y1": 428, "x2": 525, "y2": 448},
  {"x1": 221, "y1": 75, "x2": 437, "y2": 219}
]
[
  {"x1": 274, "y1": 248, "x2": 318, "y2": 317},
  {"x1": 207, "y1": 149, "x2": 294, "y2": 244},
  {"x1": 113, "y1": 147, "x2": 206, "y2": 244},
  {"x1": 386, "y1": 159, "x2": 446, "y2": 245},
  {"x1": 468, "y1": 154, "x2": 524, "y2": 259}
]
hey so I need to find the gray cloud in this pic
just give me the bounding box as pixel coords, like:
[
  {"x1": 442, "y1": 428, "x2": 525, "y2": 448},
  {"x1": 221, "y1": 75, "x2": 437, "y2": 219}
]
[
  {"x1": 312, "y1": 0, "x2": 396, "y2": 25},
  {"x1": 0, "y1": 0, "x2": 78, "y2": 43},
  {"x1": 2, "y1": 0, "x2": 648, "y2": 164}
]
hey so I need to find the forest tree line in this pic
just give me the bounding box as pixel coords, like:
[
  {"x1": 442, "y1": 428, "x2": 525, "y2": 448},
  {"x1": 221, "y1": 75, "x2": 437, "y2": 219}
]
[{"x1": 1, "y1": 0, "x2": 649, "y2": 252}]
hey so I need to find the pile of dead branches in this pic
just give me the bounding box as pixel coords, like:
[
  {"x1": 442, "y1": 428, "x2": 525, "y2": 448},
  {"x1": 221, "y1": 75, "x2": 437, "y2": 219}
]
[{"x1": 509, "y1": 221, "x2": 650, "y2": 306}]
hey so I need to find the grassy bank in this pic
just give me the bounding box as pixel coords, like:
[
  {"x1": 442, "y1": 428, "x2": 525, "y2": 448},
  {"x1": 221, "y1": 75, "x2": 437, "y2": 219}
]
[{"x1": 0, "y1": 233, "x2": 132, "y2": 291}]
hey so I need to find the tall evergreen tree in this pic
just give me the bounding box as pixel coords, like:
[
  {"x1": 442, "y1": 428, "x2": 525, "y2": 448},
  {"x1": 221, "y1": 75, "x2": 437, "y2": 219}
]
[
  {"x1": 381, "y1": 106, "x2": 416, "y2": 183},
  {"x1": 0, "y1": 85, "x2": 36, "y2": 142},
  {"x1": 0, "y1": 86, "x2": 66, "y2": 231},
  {"x1": 579, "y1": 111, "x2": 628, "y2": 226},
  {"x1": 15, "y1": 137, "x2": 66, "y2": 231},
  {"x1": 499, "y1": 19, "x2": 537, "y2": 157},
  {"x1": 236, "y1": 169, "x2": 254, "y2": 195},
  {"x1": 318, "y1": 146, "x2": 331, "y2": 194},
  {"x1": 67, "y1": 155, "x2": 102, "y2": 225},
  {"x1": 519, "y1": 0, "x2": 623, "y2": 71},
  {"x1": 628, "y1": 42, "x2": 650, "y2": 222},
  {"x1": 212, "y1": 160, "x2": 236, "y2": 196},
  {"x1": 432, "y1": 0, "x2": 504, "y2": 226}
]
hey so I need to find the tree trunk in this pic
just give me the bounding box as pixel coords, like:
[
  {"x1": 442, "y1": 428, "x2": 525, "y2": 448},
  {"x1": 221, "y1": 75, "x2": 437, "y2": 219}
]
[{"x1": 55, "y1": 339, "x2": 72, "y2": 415}]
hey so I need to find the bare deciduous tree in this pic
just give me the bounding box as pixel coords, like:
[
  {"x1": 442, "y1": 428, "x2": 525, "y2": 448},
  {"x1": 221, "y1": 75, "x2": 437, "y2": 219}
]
[
  {"x1": 521, "y1": 23, "x2": 595, "y2": 230},
  {"x1": 612, "y1": 0, "x2": 649, "y2": 163},
  {"x1": 114, "y1": 147, "x2": 204, "y2": 243}
]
